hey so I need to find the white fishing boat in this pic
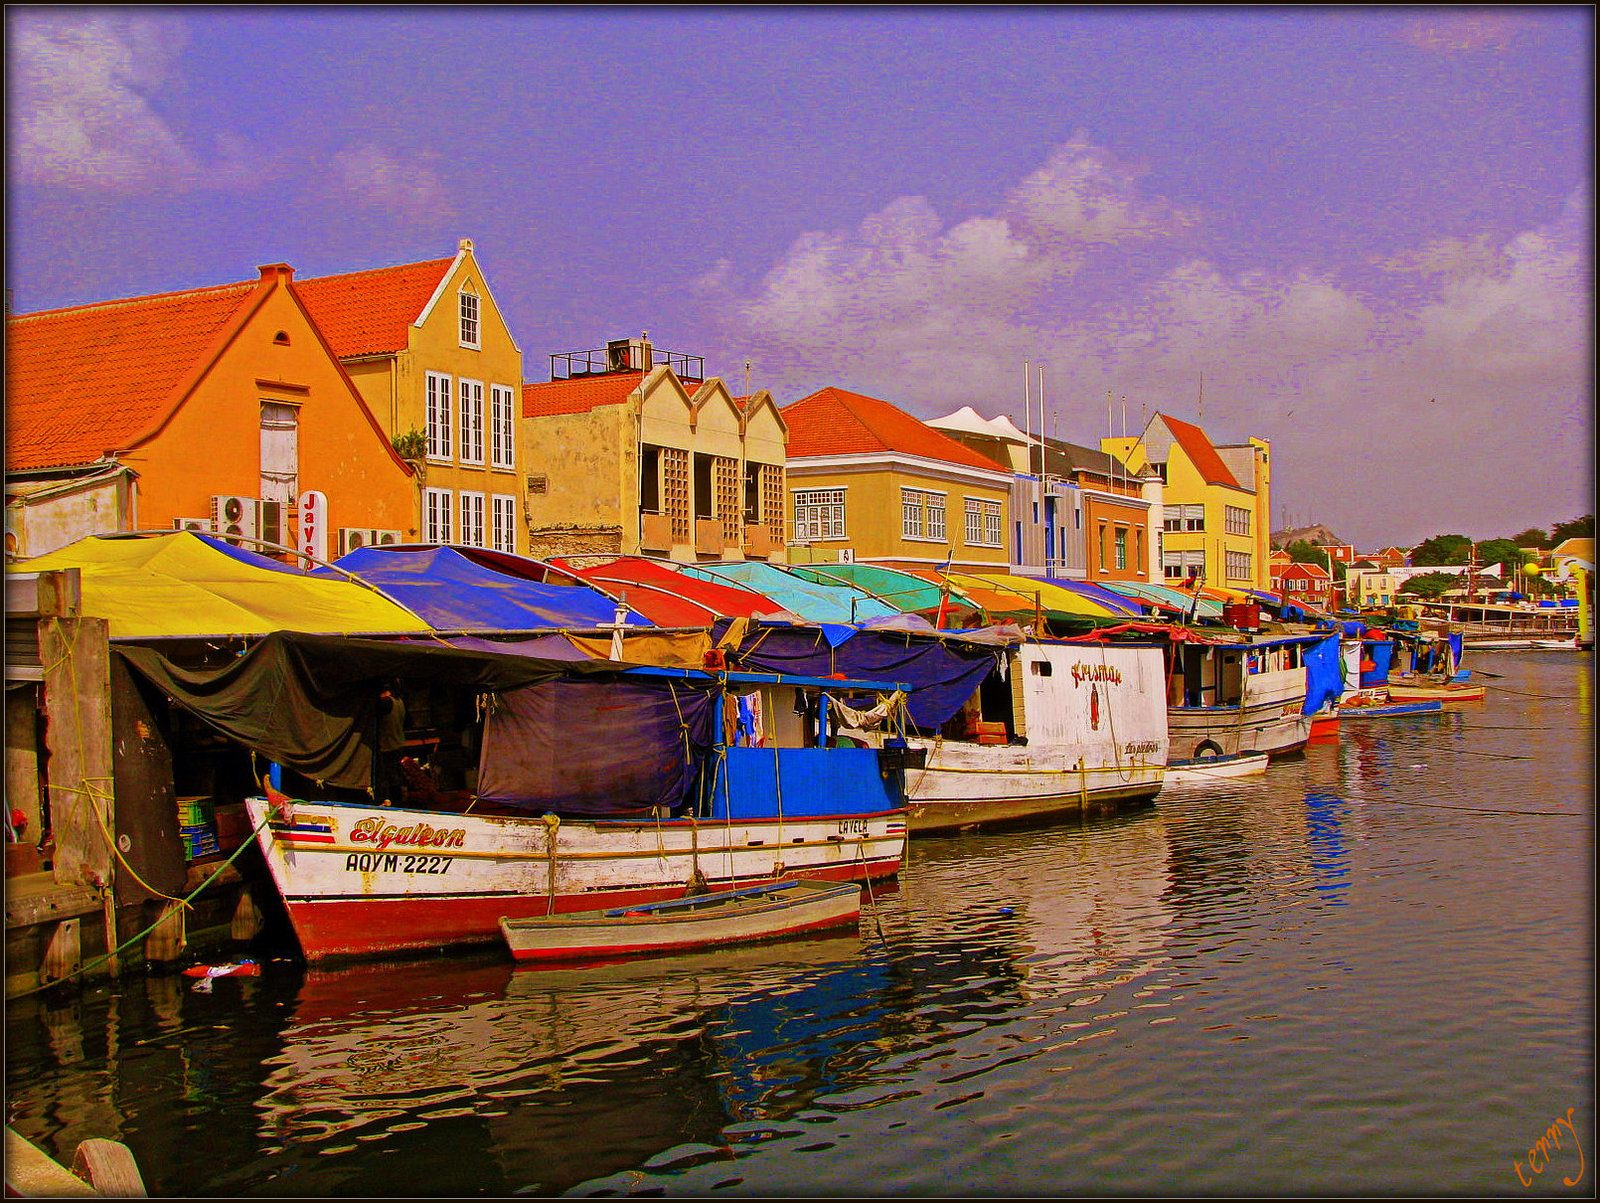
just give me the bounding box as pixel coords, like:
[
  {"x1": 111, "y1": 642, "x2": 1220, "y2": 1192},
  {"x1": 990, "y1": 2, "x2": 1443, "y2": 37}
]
[
  {"x1": 871, "y1": 638, "x2": 1169, "y2": 834},
  {"x1": 497, "y1": 879, "x2": 862, "y2": 963},
  {"x1": 1161, "y1": 749, "x2": 1270, "y2": 788},
  {"x1": 1163, "y1": 633, "x2": 1321, "y2": 761}
]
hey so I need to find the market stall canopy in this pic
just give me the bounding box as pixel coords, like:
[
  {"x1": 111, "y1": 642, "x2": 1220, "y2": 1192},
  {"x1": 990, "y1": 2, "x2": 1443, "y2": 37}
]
[
  {"x1": 682, "y1": 561, "x2": 901, "y2": 623},
  {"x1": 789, "y1": 562, "x2": 981, "y2": 620},
  {"x1": 14, "y1": 532, "x2": 431, "y2": 638},
  {"x1": 552, "y1": 556, "x2": 783, "y2": 625},
  {"x1": 1101, "y1": 580, "x2": 1226, "y2": 620},
  {"x1": 320, "y1": 546, "x2": 649, "y2": 631}
]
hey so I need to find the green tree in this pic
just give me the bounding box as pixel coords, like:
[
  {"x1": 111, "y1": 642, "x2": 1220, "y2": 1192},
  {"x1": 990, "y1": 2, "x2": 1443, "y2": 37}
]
[
  {"x1": 1410, "y1": 534, "x2": 1472, "y2": 566},
  {"x1": 1474, "y1": 538, "x2": 1530, "y2": 574},
  {"x1": 1285, "y1": 539, "x2": 1329, "y2": 568},
  {"x1": 1550, "y1": 514, "x2": 1594, "y2": 543},
  {"x1": 1509, "y1": 527, "x2": 1550, "y2": 549},
  {"x1": 1399, "y1": 571, "x2": 1458, "y2": 600}
]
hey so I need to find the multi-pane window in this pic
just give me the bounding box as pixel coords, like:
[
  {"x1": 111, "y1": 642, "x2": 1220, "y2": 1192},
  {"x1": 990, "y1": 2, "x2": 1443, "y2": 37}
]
[
  {"x1": 965, "y1": 498, "x2": 1002, "y2": 546},
  {"x1": 964, "y1": 499, "x2": 984, "y2": 546},
  {"x1": 459, "y1": 491, "x2": 486, "y2": 547},
  {"x1": 459, "y1": 290, "x2": 480, "y2": 348},
  {"x1": 1115, "y1": 527, "x2": 1128, "y2": 569},
  {"x1": 458, "y1": 379, "x2": 485, "y2": 466},
  {"x1": 761, "y1": 464, "x2": 785, "y2": 541},
  {"x1": 1164, "y1": 503, "x2": 1205, "y2": 532},
  {"x1": 901, "y1": 488, "x2": 945, "y2": 541},
  {"x1": 1225, "y1": 505, "x2": 1251, "y2": 536},
  {"x1": 661, "y1": 447, "x2": 691, "y2": 542},
  {"x1": 794, "y1": 489, "x2": 845, "y2": 541},
  {"x1": 491, "y1": 494, "x2": 517, "y2": 553},
  {"x1": 1163, "y1": 548, "x2": 1206, "y2": 580},
  {"x1": 426, "y1": 373, "x2": 453, "y2": 460},
  {"x1": 1225, "y1": 550, "x2": 1252, "y2": 580},
  {"x1": 984, "y1": 502, "x2": 1002, "y2": 547},
  {"x1": 490, "y1": 384, "x2": 515, "y2": 469},
  {"x1": 715, "y1": 457, "x2": 743, "y2": 543},
  {"x1": 424, "y1": 488, "x2": 453, "y2": 543}
]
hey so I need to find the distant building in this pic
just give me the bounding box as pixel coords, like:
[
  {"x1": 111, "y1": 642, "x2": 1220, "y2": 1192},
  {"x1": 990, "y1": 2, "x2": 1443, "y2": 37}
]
[
  {"x1": 1103, "y1": 413, "x2": 1271, "y2": 590},
  {"x1": 5, "y1": 263, "x2": 414, "y2": 561},
  {"x1": 1279, "y1": 560, "x2": 1334, "y2": 609},
  {"x1": 520, "y1": 337, "x2": 788, "y2": 563},
  {"x1": 928, "y1": 406, "x2": 1158, "y2": 582},
  {"x1": 295, "y1": 239, "x2": 524, "y2": 554},
  {"x1": 783, "y1": 388, "x2": 1012, "y2": 570}
]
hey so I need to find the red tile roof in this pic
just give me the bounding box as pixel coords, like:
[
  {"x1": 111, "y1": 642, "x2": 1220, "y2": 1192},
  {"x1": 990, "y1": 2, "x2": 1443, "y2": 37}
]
[
  {"x1": 293, "y1": 257, "x2": 455, "y2": 358},
  {"x1": 6, "y1": 281, "x2": 257, "y2": 471},
  {"x1": 522, "y1": 372, "x2": 645, "y2": 418},
  {"x1": 1156, "y1": 413, "x2": 1240, "y2": 488},
  {"x1": 782, "y1": 387, "x2": 1006, "y2": 473}
]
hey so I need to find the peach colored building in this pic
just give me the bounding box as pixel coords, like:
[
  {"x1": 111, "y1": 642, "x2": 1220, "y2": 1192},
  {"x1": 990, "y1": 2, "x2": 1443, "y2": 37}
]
[{"x1": 5, "y1": 264, "x2": 414, "y2": 561}]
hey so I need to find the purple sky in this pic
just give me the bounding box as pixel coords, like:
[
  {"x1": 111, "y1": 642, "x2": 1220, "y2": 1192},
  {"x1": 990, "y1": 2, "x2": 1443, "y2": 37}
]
[{"x1": 7, "y1": 8, "x2": 1592, "y2": 549}]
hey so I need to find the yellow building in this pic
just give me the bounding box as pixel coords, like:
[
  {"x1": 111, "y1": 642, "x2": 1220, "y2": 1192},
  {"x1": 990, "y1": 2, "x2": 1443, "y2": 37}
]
[
  {"x1": 782, "y1": 387, "x2": 1013, "y2": 569},
  {"x1": 1103, "y1": 413, "x2": 1271, "y2": 590},
  {"x1": 519, "y1": 338, "x2": 788, "y2": 562},
  {"x1": 296, "y1": 238, "x2": 524, "y2": 554}
]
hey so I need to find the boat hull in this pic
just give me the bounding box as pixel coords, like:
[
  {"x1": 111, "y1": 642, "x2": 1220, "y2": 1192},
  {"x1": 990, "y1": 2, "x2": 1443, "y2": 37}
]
[
  {"x1": 245, "y1": 798, "x2": 904, "y2": 963},
  {"x1": 1162, "y1": 749, "x2": 1270, "y2": 787},
  {"x1": 1166, "y1": 703, "x2": 1311, "y2": 760},
  {"x1": 1384, "y1": 680, "x2": 1488, "y2": 703},
  {"x1": 1338, "y1": 699, "x2": 1444, "y2": 718},
  {"x1": 497, "y1": 880, "x2": 862, "y2": 962}
]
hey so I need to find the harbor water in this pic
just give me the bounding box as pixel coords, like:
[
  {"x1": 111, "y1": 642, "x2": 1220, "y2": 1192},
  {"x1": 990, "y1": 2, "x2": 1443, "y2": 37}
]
[{"x1": 5, "y1": 650, "x2": 1592, "y2": 1196}]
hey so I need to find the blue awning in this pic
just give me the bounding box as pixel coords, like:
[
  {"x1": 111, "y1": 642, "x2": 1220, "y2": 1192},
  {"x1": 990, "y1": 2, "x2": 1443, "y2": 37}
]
[{"x1": 318, "y1": 546, "x2": 651, "y2": 631}]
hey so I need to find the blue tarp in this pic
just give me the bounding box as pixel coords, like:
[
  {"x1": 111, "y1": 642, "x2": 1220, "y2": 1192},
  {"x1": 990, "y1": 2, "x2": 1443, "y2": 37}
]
[
  {"x1": 711, "y1": 618, "x2": 1002, "y2": 729},
  {"x1": 320, "y1": 546, "x2": 651, "y2": 631},
  {"x1": 1302, "y1": 633, "x2": 1344, "y2": 715},
  {"x1": 1360, "y1": 638, "x2": 1394, "y2": 687}
]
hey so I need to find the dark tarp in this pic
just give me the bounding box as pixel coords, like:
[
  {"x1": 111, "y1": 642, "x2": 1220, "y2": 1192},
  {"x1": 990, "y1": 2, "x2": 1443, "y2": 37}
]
[
  {"x1": 475, "y1": 677, "x2": 716, "y2": 815},
  {"x1": 710, "y1": 619, "x2": 1002, "y2": 728},
  {"x1": 114, "y1": 632, "x2": 622, "y2": 791}
]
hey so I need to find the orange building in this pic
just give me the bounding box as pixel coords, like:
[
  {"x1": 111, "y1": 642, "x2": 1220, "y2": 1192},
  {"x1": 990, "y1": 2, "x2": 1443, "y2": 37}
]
[{"x1": 5, "y1": 264, "x2": 415, "y2": 561}]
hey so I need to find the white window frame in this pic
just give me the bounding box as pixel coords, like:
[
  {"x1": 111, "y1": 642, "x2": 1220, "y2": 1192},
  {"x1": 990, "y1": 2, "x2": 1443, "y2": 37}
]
[
  {"x1": 459, "y1": 289, "x2": 480, "y2": 349},
  {"x1": 964, "y1": 498, "x2": 983, "y2": 546},
  {"x1": 490, "y1": 384, "x2": 516, "y2": 470},
  {"x1": 459, "y1": 490, "x2": 486, "y2": 547},
  {"x1": 491, "y1": 493, "x2": 517, "y2": 553},
  {"x1": 1226, "y1": 505, "x2": 1251, "y2": 536},
  {"x1": 901, "y1": 488, "x2": 946, "y2": 543},
  {"x1": 424, "y1": 487, "x2": 454, "y2": 543},
  {"x1": 426, "y1": 372, "x2": 453, "y2": 461},
  {"x1": 794, "y1": 488, "x2": 846, "y2": 541},
  {"x1": 458, "y1": 378, "x2": 485, "y2": 466},
  {"x1": 1115, "y1": 526, "x2": 1128, "y2": 570},
  {"x1": 1225, "y1": 550, "x2": 1252, "y2": 581},
  {"x1": 984, "y1": 501, "x2": 1002, "y2": 548},
  {"x1": 1163, "y1": 548, "x2": 1205, "y2": 580}
]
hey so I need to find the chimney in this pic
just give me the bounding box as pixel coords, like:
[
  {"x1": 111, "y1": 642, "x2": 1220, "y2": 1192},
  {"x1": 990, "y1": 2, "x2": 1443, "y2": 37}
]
[{"x1": 257, "y1": 263, "x2": 295, "y2": 283}]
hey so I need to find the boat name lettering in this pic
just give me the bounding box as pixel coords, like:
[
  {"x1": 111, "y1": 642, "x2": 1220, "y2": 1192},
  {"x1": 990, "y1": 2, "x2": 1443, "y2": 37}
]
[
  {"x1": 837, "y1": 819, "x2": 868, "y2": 835},
  {"x1": 1071, "y1": 662, "x2": 1124, "y2": 687},
  {"x1": 350, "y1": 817, "x2": 466, "y2": 852},
  {"x1": 1123, "y1": 740, "x2": 1160, "y2": 755}
]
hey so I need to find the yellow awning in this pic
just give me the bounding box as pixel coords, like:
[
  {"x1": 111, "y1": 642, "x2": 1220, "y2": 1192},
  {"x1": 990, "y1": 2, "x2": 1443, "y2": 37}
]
[
  {"x1": 15, "y1": 532, "x2": 432, "y2": 639},
  {"x1": 950, "y1": 571, "x2": 1131, "y2": 618}
]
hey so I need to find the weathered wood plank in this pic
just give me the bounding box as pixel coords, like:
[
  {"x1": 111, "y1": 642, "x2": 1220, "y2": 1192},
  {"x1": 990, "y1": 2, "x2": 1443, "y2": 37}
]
[{"x1": 40, "y1": 615, "x2": 114, "y2": 891}]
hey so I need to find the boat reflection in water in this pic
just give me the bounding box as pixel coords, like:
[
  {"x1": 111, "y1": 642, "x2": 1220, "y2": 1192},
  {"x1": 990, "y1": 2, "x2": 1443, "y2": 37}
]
[{"x1": 254, "y1": 936, "x2": 867, "y2": 1194}]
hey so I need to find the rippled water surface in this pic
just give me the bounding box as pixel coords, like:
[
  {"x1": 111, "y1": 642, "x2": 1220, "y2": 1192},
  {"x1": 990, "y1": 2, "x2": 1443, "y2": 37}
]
[{"x1": 6, "y1": 652, "x2": 1593, "y2": 1196}]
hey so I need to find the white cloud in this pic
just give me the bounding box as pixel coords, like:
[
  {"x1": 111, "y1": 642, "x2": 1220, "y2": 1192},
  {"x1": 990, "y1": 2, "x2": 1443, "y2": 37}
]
[
  {"x1": 8, "y1": 11, "x2": 252, "y2": 192},
  {"x1": 327, "y1": 143, "x2": 454, "y2": 225},
  {"x1": 694, "y1": 139, "x2": 1591, "y2": 546}
]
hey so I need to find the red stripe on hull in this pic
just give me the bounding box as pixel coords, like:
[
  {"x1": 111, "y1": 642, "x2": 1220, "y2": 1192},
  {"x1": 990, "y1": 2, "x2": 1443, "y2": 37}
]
[{"x1": 282, "y1": 859, "x2": 895, "y2": 962}]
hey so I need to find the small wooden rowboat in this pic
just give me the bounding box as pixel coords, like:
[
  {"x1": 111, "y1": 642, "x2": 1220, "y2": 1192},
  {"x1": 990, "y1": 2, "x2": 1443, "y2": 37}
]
[
  {"x1": 498, "y1": 879, "x2": 863, "y2": 963},
  {"x1": 1338, "y1": 698, "x2": 1444, "y2": 718},
  {"x1": 1162, "y1": 749, "x2": 1270, "y2": 788},
  {"x1": 1384, "y1": 679, "x2": 1488, "y2": 703}
]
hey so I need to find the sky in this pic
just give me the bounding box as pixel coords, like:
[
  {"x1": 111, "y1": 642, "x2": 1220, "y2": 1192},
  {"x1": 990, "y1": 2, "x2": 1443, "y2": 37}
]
[{"x1": 6, "y1": 7, "x2": 1592, "y2": 550}]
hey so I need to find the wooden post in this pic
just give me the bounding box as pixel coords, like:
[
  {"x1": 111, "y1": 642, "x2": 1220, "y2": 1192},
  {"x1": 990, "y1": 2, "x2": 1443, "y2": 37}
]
[{"x1": 42, "y1": 918, "x2": 82, "y2": 985}]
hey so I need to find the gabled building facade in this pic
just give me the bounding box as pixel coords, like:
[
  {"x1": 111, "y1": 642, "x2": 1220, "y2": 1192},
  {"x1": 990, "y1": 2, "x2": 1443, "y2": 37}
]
[
  {"x1": 5, "y1": 264, "x2": 414, "y2": 561},
  {"x1": 1103, "y1": 413, "x2": 1271, "y2": 590},
  {"x1": 1278, "y1": 560, "x2": 1333, "y2": 609},
  {"x1": 519, "y1": 338, "x2": 788, "y2": 562},
  {"x1": 295, "y1": 239, "x2": 524, "y2": 554},
  {"x1": 929, "y1": 406, "x2": 1159, "y2": 583},
  {"x1": 783, "y1": 389, "x2": 1012, "y2": 569}
]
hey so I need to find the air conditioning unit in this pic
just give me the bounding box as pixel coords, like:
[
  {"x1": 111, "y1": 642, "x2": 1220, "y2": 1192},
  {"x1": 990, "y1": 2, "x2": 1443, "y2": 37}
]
[
  {"x1": 173, "y1": 517, "x2": 213, "y2": 533},
  {"x1": 258, "y1": 499, "x2": 286, "y2": 549},
  {"x1": 211, "y1": 495, "x2": 258, "y2": 546},
  {"x1": 338, "y1": 528, "x2": 403, "y2": 556}
]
